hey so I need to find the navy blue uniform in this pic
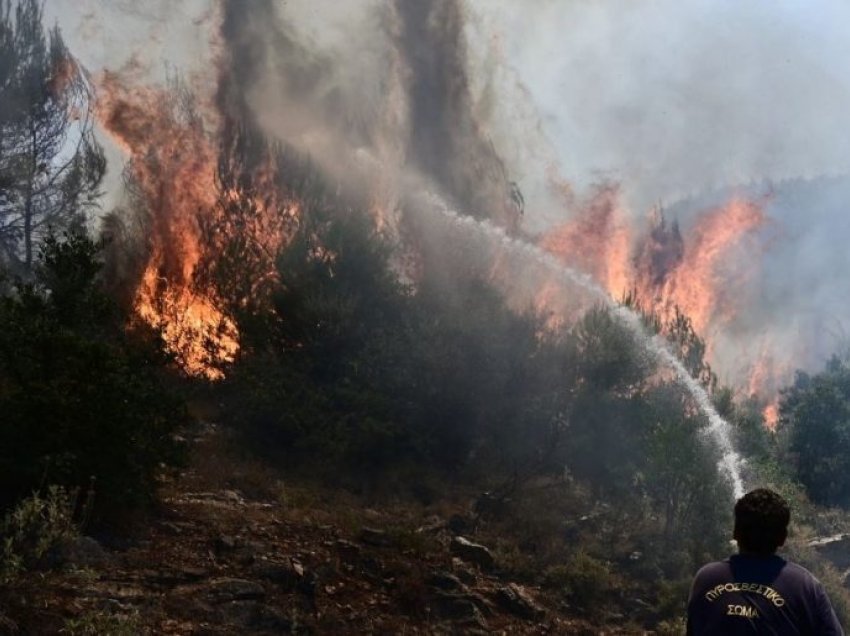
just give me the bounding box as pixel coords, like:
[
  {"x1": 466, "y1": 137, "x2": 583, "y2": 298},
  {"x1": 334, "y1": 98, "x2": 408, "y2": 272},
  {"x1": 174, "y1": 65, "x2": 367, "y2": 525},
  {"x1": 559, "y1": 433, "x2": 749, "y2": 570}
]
[{"x1": 687, "y1": 554, "x2": 843, "y2": 635}]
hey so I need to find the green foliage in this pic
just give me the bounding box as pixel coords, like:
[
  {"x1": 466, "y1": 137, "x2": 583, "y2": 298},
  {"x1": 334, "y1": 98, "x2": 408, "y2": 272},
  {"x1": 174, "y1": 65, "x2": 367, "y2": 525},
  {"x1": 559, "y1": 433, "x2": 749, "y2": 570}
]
[
  {"x1": 665, "y1": 308, "x2": 716, "y2": 393},
  {"x1": 543, "y1": 552, "x2": 613, "y2": 612},
  {"x1": 0, "y1": 232, "x2": 186, "y2": 522},
  {"x1": 654, "y1": 578, "x2": 690, "y2": 625},
  {"x1": 1, "y1": 486, "x2": 77, "y2": 584},
  {"x1": 642, "y1": 384, "x2": 731, "y2": 551},
  {"x1": 715, "y1": 389, "x2": 773, "y2": 461},
  {"x1": 780, "y1": 357, "x2": 850, "y2": 507},
  {"x1": 62, "y1": 608, "x2": 143, "y2": 636}
]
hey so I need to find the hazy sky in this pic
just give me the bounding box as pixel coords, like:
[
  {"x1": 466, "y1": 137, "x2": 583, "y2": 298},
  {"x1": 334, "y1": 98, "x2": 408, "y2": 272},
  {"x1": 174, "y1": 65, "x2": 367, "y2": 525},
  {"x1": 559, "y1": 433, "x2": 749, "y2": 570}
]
[{"x1": 469, "y1": 0, "x2": 850, "y2": 214}]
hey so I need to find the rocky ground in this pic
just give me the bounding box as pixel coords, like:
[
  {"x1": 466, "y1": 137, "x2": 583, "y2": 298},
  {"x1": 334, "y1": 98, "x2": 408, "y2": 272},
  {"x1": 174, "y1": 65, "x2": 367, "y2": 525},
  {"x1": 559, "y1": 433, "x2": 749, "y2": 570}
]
[{"x1": 0, "y1": 421, "x2": 625, "y2": 635}]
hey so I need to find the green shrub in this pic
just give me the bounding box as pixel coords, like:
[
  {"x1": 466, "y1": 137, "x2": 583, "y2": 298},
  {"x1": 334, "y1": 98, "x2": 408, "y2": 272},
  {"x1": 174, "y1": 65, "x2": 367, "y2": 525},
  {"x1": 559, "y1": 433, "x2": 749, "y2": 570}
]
[
  {"x1": 1, "y1": 486, "x2": 78, "y2": 583},
  {"x1": 543, "y1": 552, "x2": 613, "y2": 611},
  {"x1": 62, "y1": 608, "x2": 143, "y2": 635}
]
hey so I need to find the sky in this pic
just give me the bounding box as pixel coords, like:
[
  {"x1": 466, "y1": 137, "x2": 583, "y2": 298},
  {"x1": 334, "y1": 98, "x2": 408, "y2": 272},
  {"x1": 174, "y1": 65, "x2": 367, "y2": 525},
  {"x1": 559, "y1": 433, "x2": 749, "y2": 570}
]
[{"x1": 468, "y1": 0, "x2": 850, "y2": 215}]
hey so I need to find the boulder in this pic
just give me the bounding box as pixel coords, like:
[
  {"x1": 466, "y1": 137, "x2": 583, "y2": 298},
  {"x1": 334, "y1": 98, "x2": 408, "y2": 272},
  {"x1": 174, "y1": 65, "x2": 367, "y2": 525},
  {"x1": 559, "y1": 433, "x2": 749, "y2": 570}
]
[
  {"x1": 432, "y1": 592, "x2": 490, "y2": 630},
  {"x1": 450, "y1": 536, "x2": 494, "y2": 570},
  {"x1": 359, "y1": 527, "x2": 394, "y2": 547},
  {"x1": 451, "y1": 557, "x2": 478, "y2": 585},
  {"x1": 432, "y1": 593, "x2": 481, "y2": 621},
  {"x1": 214, "y1": 535, "x2": 238, "y2": 553},
  {"x1": 427, "y1": 571, "x2": 464, "y2": 591},
  {"x1": 809, "y1": 534, "x2": 850, "y2": 571},
  {"x1": 495, "y1": 583, "x2": 545, "y2": 620},
  {"x1": 253, "y1": 561, "x2": 301, "y2": 592}
]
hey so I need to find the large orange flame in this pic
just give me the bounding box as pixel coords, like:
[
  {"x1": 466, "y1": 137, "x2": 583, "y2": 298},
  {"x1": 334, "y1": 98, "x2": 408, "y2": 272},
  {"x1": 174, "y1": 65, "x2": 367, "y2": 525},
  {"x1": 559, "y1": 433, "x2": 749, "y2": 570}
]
[
  {"x1": 97, "y1": 72, "x2": 236, "y2": 379},
  {"x1": 640, "y1": 198, "x2": 767, "y2": 335},
  {"x1": 540, "y1": 190, "x2": 773, "y2": 406},
  {"x1": 539, "y1": 183, "x2": 632, "y2": 299},
  {"x1": 96, "y1": 71, "x2": 293, "y2": 379}
]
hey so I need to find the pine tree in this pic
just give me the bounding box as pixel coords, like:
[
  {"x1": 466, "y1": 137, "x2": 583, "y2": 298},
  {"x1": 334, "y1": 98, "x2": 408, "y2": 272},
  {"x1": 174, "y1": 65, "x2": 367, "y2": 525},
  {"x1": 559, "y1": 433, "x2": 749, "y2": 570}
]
[{"x1": 0, "y1": 0, "x2": 104, "y2": 272}]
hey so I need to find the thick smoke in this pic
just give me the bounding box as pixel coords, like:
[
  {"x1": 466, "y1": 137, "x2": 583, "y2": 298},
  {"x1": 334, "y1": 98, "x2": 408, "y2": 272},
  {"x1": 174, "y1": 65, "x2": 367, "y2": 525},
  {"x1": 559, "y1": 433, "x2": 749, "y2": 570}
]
[
  {"x1": 392, "y1": 0, "x2": 513, "y2": 225},
  {"x1": 216, "y1": 0, "x2": 518, "y2": 230}
]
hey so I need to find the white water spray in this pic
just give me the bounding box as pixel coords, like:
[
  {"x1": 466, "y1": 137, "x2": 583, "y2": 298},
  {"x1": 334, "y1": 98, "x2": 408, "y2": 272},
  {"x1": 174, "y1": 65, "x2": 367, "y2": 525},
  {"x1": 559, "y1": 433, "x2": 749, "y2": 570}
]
[{"x1": 425, "y1": 197, "x2": 745, "y2": 499}]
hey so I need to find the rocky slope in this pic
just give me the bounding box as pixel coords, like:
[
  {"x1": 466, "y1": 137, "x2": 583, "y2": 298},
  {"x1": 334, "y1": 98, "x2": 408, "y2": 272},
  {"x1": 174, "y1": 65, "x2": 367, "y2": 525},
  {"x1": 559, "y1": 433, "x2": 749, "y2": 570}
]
[{"x1": 0, "y1": 422, "x2": 619, "y2": 635}]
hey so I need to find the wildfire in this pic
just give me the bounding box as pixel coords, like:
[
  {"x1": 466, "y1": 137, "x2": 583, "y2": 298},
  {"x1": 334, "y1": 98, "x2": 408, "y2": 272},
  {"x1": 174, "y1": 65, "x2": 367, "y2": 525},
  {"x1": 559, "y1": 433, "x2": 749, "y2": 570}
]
[
  {"x1": 746, "y1": 339, "x2": 793, "y2": 429},
  {"x1": 96, "y1": 71, "x2": 294, "y2": 379},
  {"x1": 540, "y1": 189, "x2": 777, "y2": 408},
  {"x1": 541, "y1": 193, "x2": 767, "y2": 333},
  {"x1": 763, "y1": 402, "x2": 780, "y2": 430},
  {"x1": 644, "y1": 198, "x2": 766, "y2": 335},
  {"x1": 539, "y1": 183, "x2": 632, "y2": 299}
]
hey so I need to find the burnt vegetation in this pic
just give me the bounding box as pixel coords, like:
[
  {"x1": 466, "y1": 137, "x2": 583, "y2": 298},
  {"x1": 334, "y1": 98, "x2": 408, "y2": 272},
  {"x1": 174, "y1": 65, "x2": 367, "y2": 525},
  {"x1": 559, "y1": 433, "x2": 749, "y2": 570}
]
[{"x1": 1, "y1": 1, "x2": 850, "y2": 633}]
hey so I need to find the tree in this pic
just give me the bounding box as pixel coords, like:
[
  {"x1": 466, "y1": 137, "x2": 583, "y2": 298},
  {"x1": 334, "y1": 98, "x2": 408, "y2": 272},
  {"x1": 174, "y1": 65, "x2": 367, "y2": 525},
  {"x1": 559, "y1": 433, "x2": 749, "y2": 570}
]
[
  {"x1": 780, "y1": 358, "x2": 850, "y2": 507},
  {"x1": 665, "y1": 307, "x2": 716, "y2": 393},
  {"x1": 0, "y1": 0, "x2": 104, "y2": 272},
  {"x1": 643, "y1": 384, "x2": 730, "y2": 549},
  {"x1": 0, "y1": 232, "x2": 186, "y2": 522}
]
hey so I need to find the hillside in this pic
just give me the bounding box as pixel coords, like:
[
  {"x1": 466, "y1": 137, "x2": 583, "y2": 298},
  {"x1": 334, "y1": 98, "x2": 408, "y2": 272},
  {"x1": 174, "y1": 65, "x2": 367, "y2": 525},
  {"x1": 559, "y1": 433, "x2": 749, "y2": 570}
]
[{"x1": 1, "y1": 419, "x2": 611, "y2": 635}]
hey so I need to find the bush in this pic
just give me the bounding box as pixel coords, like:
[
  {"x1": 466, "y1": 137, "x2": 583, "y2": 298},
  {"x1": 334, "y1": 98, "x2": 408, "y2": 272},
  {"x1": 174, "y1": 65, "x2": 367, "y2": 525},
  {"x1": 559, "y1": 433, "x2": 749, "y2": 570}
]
[
  {"x1": 543, "y1": 552, "x2": 614, "y2": 612},
  {"x1": 1, "y1": 486, "x2": 78, "y2": 584}
]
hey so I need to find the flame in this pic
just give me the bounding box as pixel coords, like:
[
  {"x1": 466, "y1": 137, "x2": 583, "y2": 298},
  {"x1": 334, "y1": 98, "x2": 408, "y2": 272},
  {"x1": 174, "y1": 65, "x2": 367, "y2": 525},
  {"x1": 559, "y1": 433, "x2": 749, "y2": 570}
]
[
  {"x1": 96, "y1": 71, "x2": 293, "y2": 379},
  {"x1": 746, "y1": 339, "x2": 793, "y2": 429},
  {"x1": 539, "y1": 189, "x2": 776, "y2": 402},
  {"x1": 541, "y1": 191, "x2": 767, "y2": 335},
  {"x1": 762, "y1": 402, "x2": 780, "y2": 430},
  {"x1": 646, "y1": 198, "x2": 766, "y2": 335},
  {"x1": 540, "y1": 183, "x2": 632, "y2": 299}
]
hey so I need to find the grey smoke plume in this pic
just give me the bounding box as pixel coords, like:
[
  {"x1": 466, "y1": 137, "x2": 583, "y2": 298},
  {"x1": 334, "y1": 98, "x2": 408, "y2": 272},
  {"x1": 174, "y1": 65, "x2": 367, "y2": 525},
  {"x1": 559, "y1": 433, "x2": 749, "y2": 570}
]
[{"x1": 217, "y1": 0, "x2": 517, "y2": 229}]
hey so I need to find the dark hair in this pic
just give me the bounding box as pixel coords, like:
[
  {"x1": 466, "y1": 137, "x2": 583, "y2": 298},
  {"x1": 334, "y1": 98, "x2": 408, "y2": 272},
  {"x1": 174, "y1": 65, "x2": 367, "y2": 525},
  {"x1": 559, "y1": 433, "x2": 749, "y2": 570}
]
[{"x1": 734, "y1": 488, "x2": 790, "y2": 555}]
